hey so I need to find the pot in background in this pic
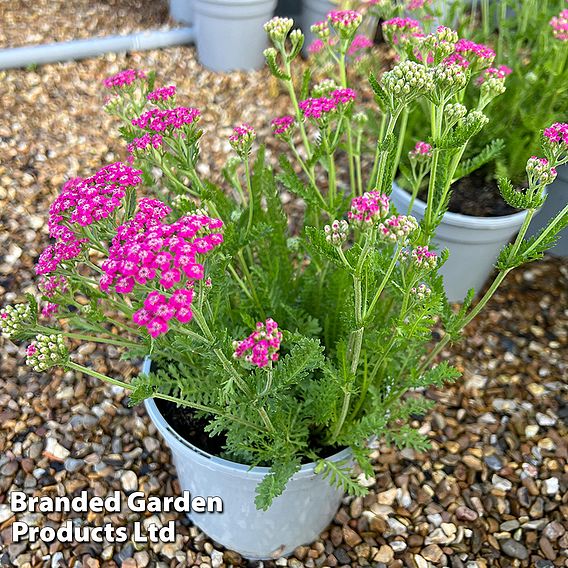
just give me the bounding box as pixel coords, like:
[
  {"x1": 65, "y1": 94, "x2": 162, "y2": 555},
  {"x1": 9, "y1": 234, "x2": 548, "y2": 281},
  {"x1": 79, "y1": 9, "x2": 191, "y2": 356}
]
[
  {"x1": 169, "y1": 0, "x2": 194, "y2": 25},
  {"x1": 301, "y1": 0, "x2": 334, "y2": 48},
  {"x1": 525, "y1": 165, "x2": 568, "y2": 257},
  {"x1": 390, "y1": 183, "x2": 530, "y2": 302},
  {"x1": 193, "y1": 0, "x2": 277, "y2": 72},
  {"x1": 143, "y1": 360, "x2": 350, "y2": 559}
]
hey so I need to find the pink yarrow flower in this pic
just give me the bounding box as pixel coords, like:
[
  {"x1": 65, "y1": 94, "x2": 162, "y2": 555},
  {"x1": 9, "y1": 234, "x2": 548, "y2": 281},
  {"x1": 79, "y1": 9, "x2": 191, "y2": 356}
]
[
  {"x1": 132, "y1": 107, "x2": 201, "y2": 133},
  {"x1": 406, "y1": 0, "x2": 430, "y2": 10},
  {"x1": 377, "y1": 215, "x2": 418, "y2": 242},
  {"x1": 382, "y1": 17, "x2": 422, "y2": 43},
  {"x1": 410, "y1": 141, "x2": 433, "y2": 157},
  {"x1": 271, "y1": 115, "x2": 295, "y2": 136},
  {"x1": 147, "y1": 85, "x2": 176, "y2": 102},
  {"x1": 308, "y1": 39, "x2": 325, "y2": 54},
  {"x1": 412, "y1": 245, "x2": 437, "y2": 269},
  {"x1": 550, "y1": 9, "x2": 568, "y2": 41},
  {"x1": 447, "y1": 39, "x2": 495, "y2": 68},
  {"x1": 127, "y1": 133, "x2": 163, "y2": 154},
  {"x1": 348, "y1": 191, "x2": 390, "y2": 226},
  {"x1": 328, "y1": 10, "x2": 363, "y2": 33},
  {"x1": 101, "y1": 199, "x2": 223, "y2": 337},
  {"x1": 233, "y1": 318, "x2": 283, "y2": 368},
  {"x1": 103, "y1": 69, "x2": 146, "y2": 89},
  {"x1": 348, "y1": 35, "x2": 373, "y2": 56}
]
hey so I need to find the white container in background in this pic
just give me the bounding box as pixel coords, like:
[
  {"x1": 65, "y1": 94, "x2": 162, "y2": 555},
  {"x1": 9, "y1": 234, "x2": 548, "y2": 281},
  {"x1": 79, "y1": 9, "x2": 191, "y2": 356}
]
[
  {"x1": 525, "y1": 165, "x2": 568, "y2": 257},
  {"x1": 143, "y1": 361, "x2": 350, "y2": 559},
  {"x1": 169, "y1": 0, "x2": 194, "y2": 24},
  {"x1": 301, "y1": 0, "x2": 334, "y2": 48},
  {"x1": 391, "y1": 183, "x2": 529, "y2": 302},
  {"x1": 193, "y1": 0, "x2": 277, "y2": 72}
]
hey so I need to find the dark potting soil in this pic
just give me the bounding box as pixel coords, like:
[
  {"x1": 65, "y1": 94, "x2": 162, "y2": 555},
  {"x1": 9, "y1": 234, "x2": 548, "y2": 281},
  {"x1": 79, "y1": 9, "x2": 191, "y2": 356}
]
[
  {"x1": 155, "y1": 398, "x2": 343, "y2": 464},
  {"x1": 418, "y1": 168, "x2": 521, "y2": 217}
]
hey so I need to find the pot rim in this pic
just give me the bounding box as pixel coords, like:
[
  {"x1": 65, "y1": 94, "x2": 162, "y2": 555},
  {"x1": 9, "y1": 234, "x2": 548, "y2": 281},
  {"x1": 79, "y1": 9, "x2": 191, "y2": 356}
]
[
  {"x1": 142, "y1": 358, "x2": 352, "y2": 478},
  {"x1": 392, "y1": 182, "x2": 528, "y2": 229}
]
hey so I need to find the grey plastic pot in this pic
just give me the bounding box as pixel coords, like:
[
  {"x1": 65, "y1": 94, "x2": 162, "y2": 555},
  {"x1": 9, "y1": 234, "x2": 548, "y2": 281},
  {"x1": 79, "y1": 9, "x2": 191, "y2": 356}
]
[
  {"x1": 142, "y1": 361, "x2": 350, "y2": 559},
  {"x1": 390, "y1": 183, "x2": 529, "y2": 302},
  {"x1": 525, "y1": 165, "x2": 568, "y2": 257},
  {"x1": 301, "y1": 0, "x2": 334, "y2": 48},
  {"x1": 193, "y1": 0, "x2": 277, "y2": 72},
  {"x1": 169, "y1": 0, "x2": 194, "y2": 24}
]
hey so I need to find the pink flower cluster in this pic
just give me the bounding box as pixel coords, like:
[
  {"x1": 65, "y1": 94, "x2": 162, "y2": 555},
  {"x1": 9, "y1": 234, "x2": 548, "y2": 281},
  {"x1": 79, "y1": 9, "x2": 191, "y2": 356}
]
[
  {"x1": 229, "y1": 124, "x2": 256, "y2": 156},
  {"x1": 478, "y1": 65, "x2": 512, "y2": 83},
  {"x1": 526, "y1": 156, "x2": 557, "y2": 185},
  {"x1": 41, "y1": 302, "x2": 59, "y2": 319},
  {"x1": 406, "y1": 0, "x2": 430, "y2": 10},
  {"x1": 348, "y1": 35, "x2": 373, "y2": 56},
  {"x1": 132, "y1": 107, "x2": 201, "y2": 133},
  {"x1": 550, "y1": 9, "x2": 568, "y2": 41},
  {"x1": 348, "y1": 191, "x2": 390, "y2": 226},
  {"x1": 48, "y1": 163, "x2": 142, "y2": 234},
  {"x1": 328, "y1": 10, "x2": 363, "y2": 31},
  {"x1": 299, "y1": 89, "x2": 357, "y2": 120},
  {"x1": 147, "y1": 86, "x2": 176, "y2": 102},
  {"x1": 100, "y1": 198, "x2": 223, "y2": 337},
  {"x1": 382, "y1": 17, "x2": 422, "y2": 35},
  {"x1": 127, "y1": 133, "x2": 163, "y2": 154},
  {"x1": 543, "y1": 122, "x2": 568, "y2": 146},
  {"x1": 308, "y1": 39, "x2": 325, "y2": 54},
  {"x1": 377, "y1": 215, "x2": 418, "y2": 242},
  {"x1": 449, "y1": 39, "x2": 495, "y2": 67},
  {"x1": 37, "y1": 163, "x2": 142, "y2": 276},
  {"x1": 233, "y1": 318, "x2": 282, "y2": 368},
  {"x1": 271, "y1": 115, "x2": 295, "y2": 136},
  {"x1": 412, "y1": 245, "x2": 437, "y2": 269},
  {"x1": 38, "y1": 275, "x2": 68, "y2": 298},
  {"x1": 410, "y1": 141, "x2": 433, "y2": 158},
  {"x1": 103, "y1": 69, "x2": 146, "y2": 89}
]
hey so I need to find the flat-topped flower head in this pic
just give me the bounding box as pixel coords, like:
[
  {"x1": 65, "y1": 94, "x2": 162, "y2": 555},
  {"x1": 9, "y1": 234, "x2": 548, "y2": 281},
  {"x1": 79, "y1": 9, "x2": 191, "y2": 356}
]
[
  {"x1": 103, "y1": 69, "x2": 146, "y2": 89},
  {"x1": 132, "y1": 107, "x2": 201, "y2": 133},
  {"x1": 478, "y1": 65, "x2": 512, "y2": 83},
  {"x1": 127, "y1": 133, "x2": 163, "y2": 155},
  {"x1": 26, "y1": 334, "x2": 68, "y2": 372},
  {"x1": 412, "y1": 245, "x2": 437, "y2": 269},
  {"x1": 328, "y1": 10, "x2": 363, "y2": 39},
  {"x1": 526, "y1": 156, "x2": 557, "y2": 186},
  {"x1": 348, "y1": 35, "x2": 373, "y2": 57},
  {"x1": 382, "y1": 17, "x2": 422, "y2": 44},
  {"x1": 478, "y1": 66, "x2": 510, "y2": 100},
  {"x1": 348, "y1": 191, "x2": 390, "y2": 227},
  {"x1": 381, "y1": 60, "x2": 431, "y2": 106},
  {"x1": 331, "y1": 88, "x2": 357, "y2": 106},
  {"x1": 264, "y1": 17, "x2": 294, "y2": 43},
  {"x1": 271, "y1": 115, "x2": 296, "y2": 138},
  {"x1": 299, "y1": 96, "x2": 338, "y2": 121},
  {"x1": 324, "y1": 219, "x2": 349, "y2": 246},
  {"x1": 449, "y1": 38, "x2": 495, "y2": 69},
  {"x1": 429, "y1": 63, "x2": 468, "y2": 102},
  {"x1": 102, "y1": 199, "x2": 223, "y2": 337},
  {"x1": 39, "y1": 275, "x2": 68, "y2": 299},
  {"x1": 0, "y1": 303, "x2": 36, "y2": 339},
  {"x1": 233, "y1": 318, "x2": 283, "y2": 368},
  {"x1": 550, "y1": 9, "x2": 568, "y2": 41},
  {"x1": 147, "y1": 86, "x2": 176, "y2": 103},
  {"x1": 229, "y1": 124, "x2": 256, "y2": 158},
  {"x1": 311, "y1": 20, "x2": 330, "y2": 40},
  {"x1": 378, "y1": 215, "x2": 418, "y2": 242}
]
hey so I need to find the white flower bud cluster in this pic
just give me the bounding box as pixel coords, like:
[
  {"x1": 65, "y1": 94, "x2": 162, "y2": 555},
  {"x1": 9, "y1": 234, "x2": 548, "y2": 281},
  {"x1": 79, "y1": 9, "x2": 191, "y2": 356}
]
[
  {"x1": 460, "y1": 110, "x2": 489, "y2": 132},
  {"x1": 312, "y1": 79, "x2": 340, "y2": 97},
  {"x1": 480, "y1": 74, "x2": 506, "y2": 99},
  {"x1": 411, "y1": 283, "x2": 432, "y2": 301},
  {"x1": 430, "y1": 64, "x2": 467, "y2": 98},
  {"x1": 264, "y1": 17, "x2": 294, "y2": 43},
  {"x1": 382, "y1": 61, "x2": 431, "y2": 105},
  {"x1": 324, "y1": 220, "x2": 349, "y2": 246},
  {"x1": 0, "y1": 304, "x2": 35, "y2": 339},
  {"x1": 445, "y1": 103, "x2": 467, "y2": 125},
  {"x1": 311, "y1": 21, "x2": 330, "y2": 40},
  {"x1": 26, "y1": 334, "x2": 68, "y2": 372}
]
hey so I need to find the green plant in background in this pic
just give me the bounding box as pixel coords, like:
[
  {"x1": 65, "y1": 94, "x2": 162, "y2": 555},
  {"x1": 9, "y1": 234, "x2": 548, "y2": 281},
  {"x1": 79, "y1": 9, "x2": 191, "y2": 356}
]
[{"x1": 2, "y1": 12, "x2": 567, "y2": 512}]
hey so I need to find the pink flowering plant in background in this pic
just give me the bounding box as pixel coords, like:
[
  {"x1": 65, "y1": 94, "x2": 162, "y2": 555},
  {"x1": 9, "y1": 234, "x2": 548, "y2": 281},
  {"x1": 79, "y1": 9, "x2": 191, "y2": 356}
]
[{"x1": 2, "y1": 9, "x2": 568, "y2": 510}]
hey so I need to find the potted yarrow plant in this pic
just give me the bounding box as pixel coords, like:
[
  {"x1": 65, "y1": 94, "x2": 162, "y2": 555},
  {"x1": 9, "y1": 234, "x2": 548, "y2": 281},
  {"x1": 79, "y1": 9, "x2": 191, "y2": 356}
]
[
  {"x1": 383, "y1": 1, "x2": 568, "y2": 298},
  {"x1": 2, "y1": 13, "x2": 568, "y2": 560}
]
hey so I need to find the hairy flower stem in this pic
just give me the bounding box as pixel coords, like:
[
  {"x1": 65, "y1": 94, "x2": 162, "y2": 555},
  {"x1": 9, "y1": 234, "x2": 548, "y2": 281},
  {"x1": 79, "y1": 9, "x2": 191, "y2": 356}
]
[
  {"x1": 355, "y1": 129, "x2": 363, "y2": 197},
  {"x1": 324, "y1": 132, "x2": 338, "y2": 210},
  {"x1": 284, "y1": 60, "x2": 312, "y2": 160},
  {"x1": 369, "y1": 109, "x2": 402, "y2": 192},
  {"x1": 365, "y1": 245, "x2": 401, "y2": 322},
  {"x1": 392, "y1": 109, "x2": 409, "y2": 181},
  {"x1": 244, "y1": 159, "x2": 255, "y2": 234}
]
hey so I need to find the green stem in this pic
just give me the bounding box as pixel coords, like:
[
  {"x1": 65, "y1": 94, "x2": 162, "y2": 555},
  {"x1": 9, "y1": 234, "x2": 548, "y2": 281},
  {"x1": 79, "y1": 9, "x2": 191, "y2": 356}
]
[
  {"x1": 364, "y1": 245, "x2": 401, "y2": 321},
  {"x1": 244, "y1": 159, "x2": 254, "y2": 234}
]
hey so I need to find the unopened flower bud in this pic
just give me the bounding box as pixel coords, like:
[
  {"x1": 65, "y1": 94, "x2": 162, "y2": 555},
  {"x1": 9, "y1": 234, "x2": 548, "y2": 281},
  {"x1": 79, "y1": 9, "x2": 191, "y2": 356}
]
[
  {"x1": 324, "y1": 219, "x2": 349, "y2": 246},
  {"x1": 0, "y1": 303, "x2": 36, "y2": 339},
  {"x1": 411, "y1": 246, "x2": 437, "y2": 270},
  {"x1": 526, "y1": 156, "x2": 557, "y2": 185},
  {"x1": 311, "y1": 20, "x2": 331, "y2": 40},
  {"x1": 411, "y1": 283, "x2": 432, "y2": 301},
  {"x1": 26, "y1": 334, "x2": 69, "y2": 372},
  {"x1": 229, "y1": 124, "x2": 256, "y2": 159},
  {"x1": 377, "y1": 215, "x2": 418, "y2": 242},
  {"x1": 264, "y1": 17, "x2": 294, "y2": 43}
]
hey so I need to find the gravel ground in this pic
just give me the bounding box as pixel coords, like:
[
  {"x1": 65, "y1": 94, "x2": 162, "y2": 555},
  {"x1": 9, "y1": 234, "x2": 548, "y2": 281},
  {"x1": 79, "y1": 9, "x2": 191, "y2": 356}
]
[{"x1": 1, "y1": 3, "x2": 568, "y2": 567}]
